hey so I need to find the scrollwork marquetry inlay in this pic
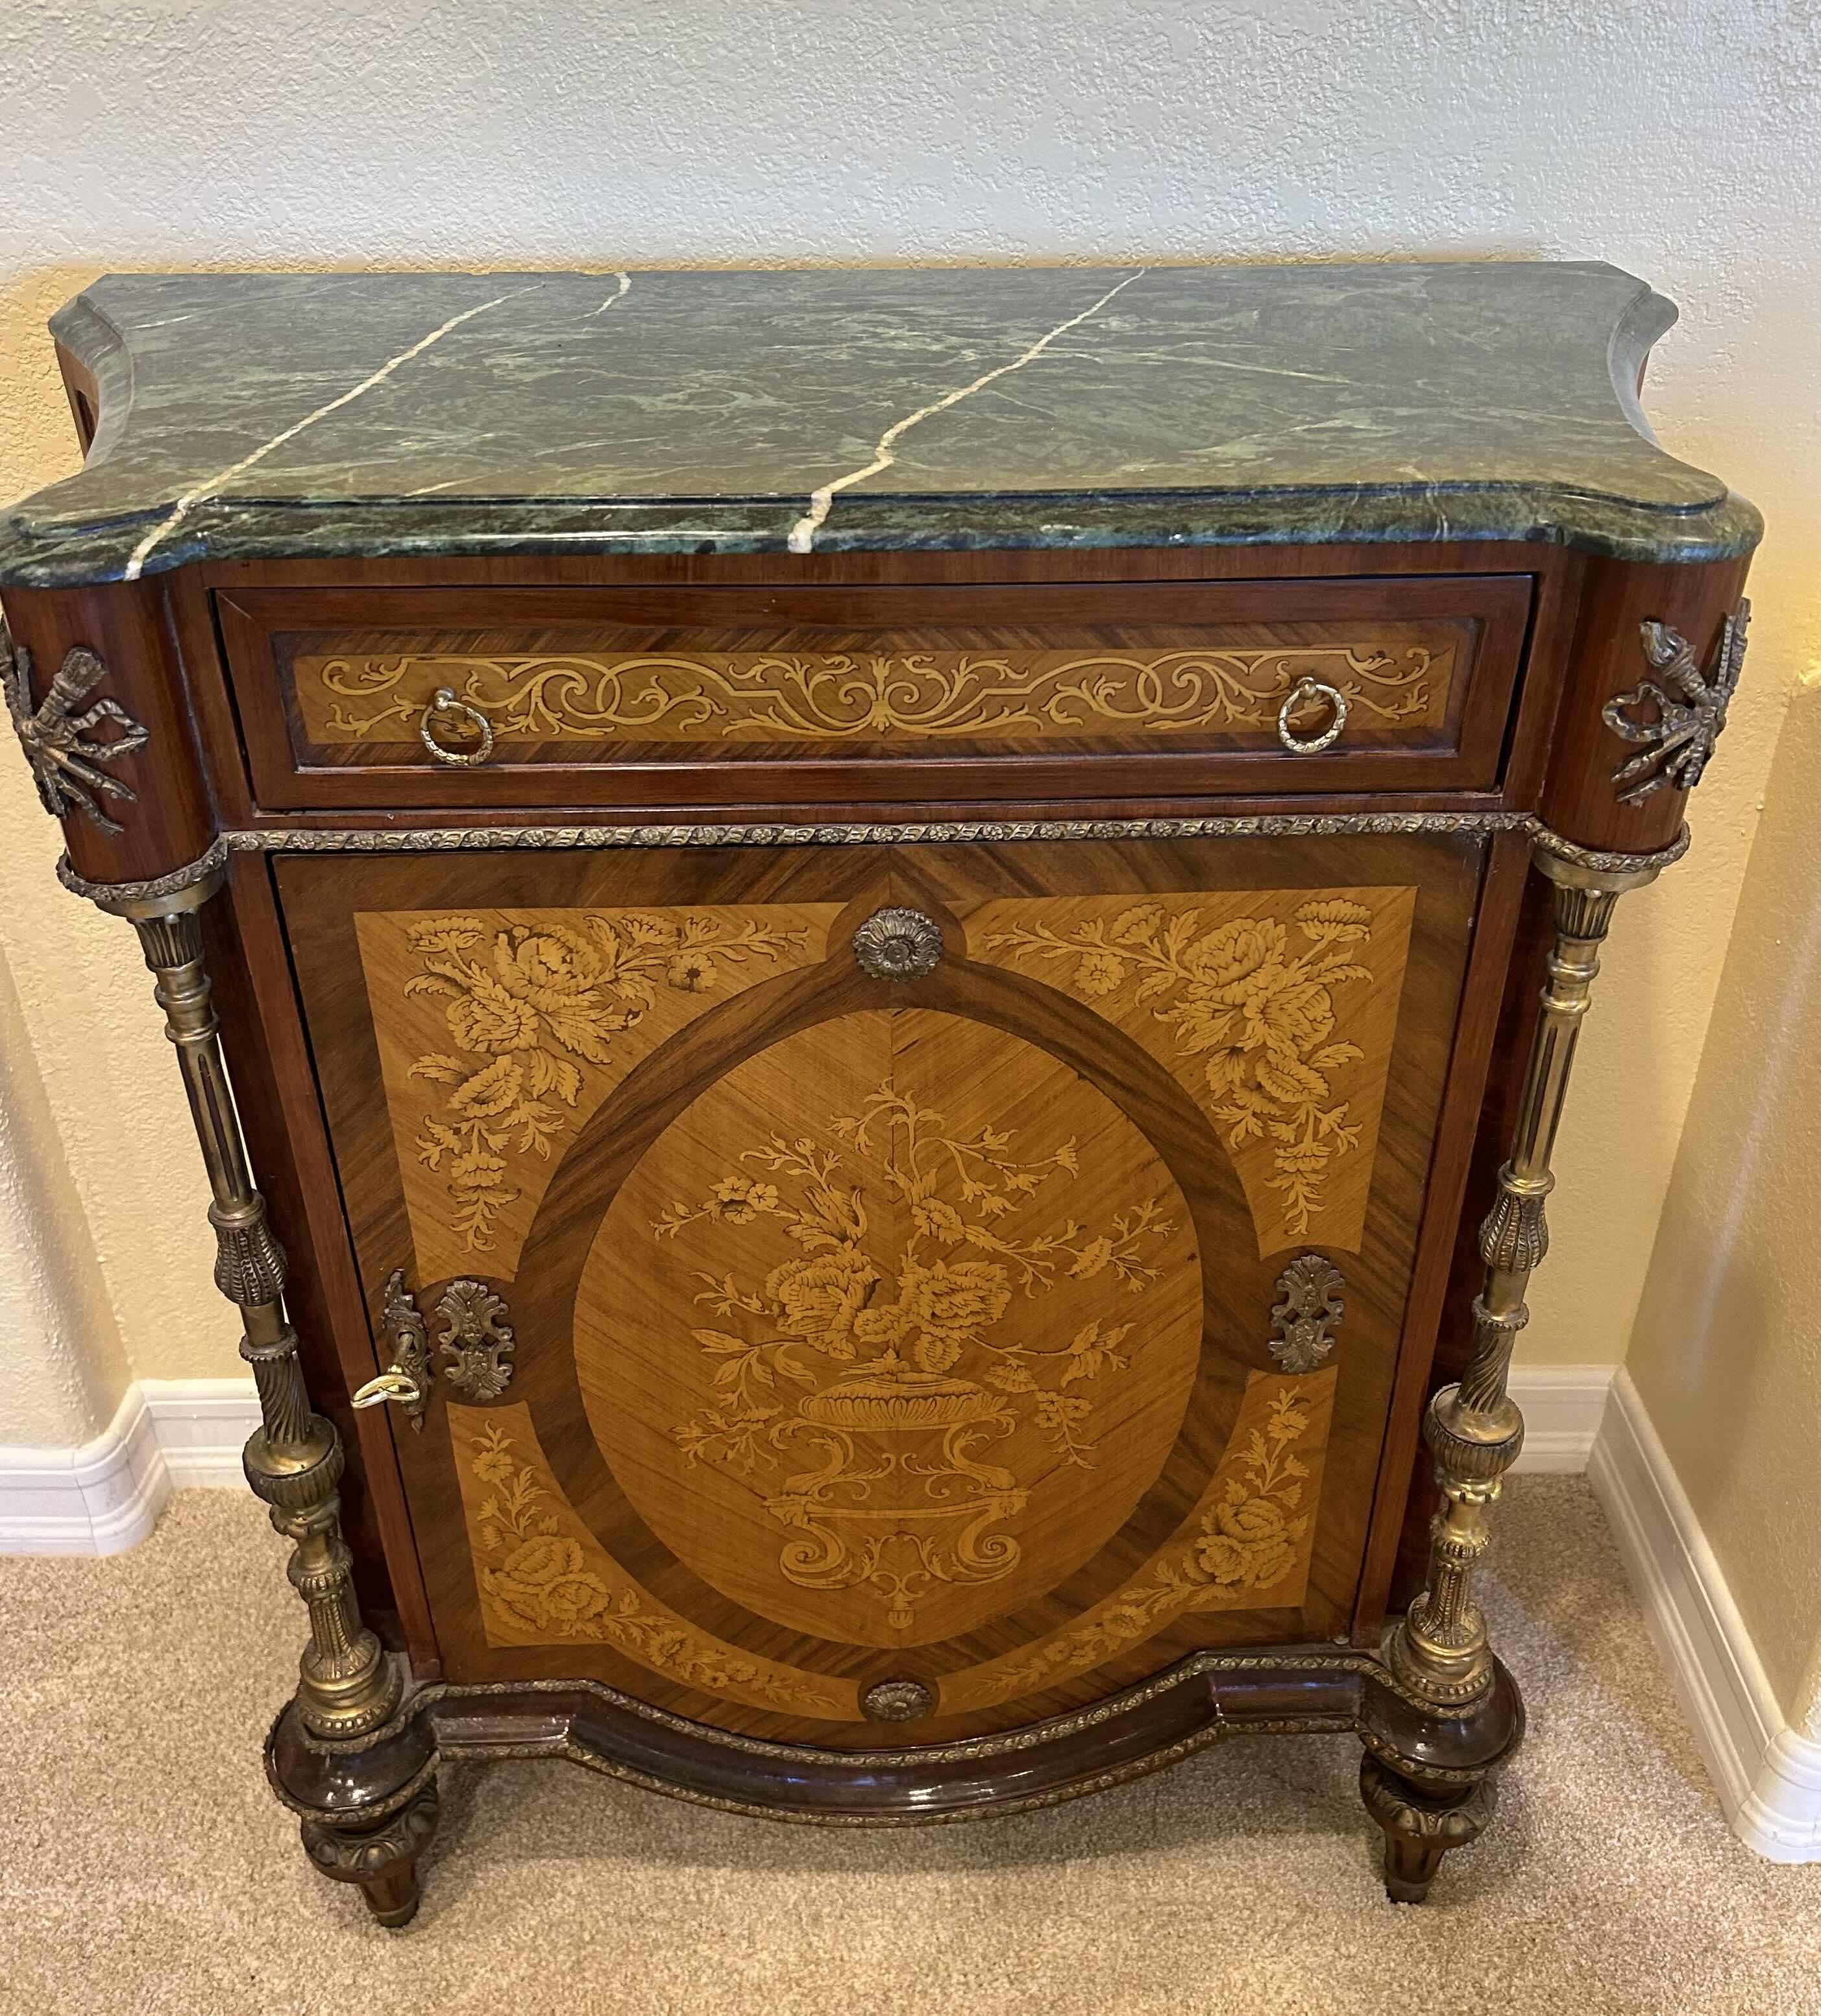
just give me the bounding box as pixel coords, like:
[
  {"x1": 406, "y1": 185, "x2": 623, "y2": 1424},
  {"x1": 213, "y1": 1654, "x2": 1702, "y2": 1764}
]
[
  {"x1": 302, "y1": 639, "x2": 1451, "y2": 747},
  {"x1": 1604, "y1": 601, "x2": 1748, "y2": 805},
  {"x1": 1269, "y1": 1255, "x2": 1345, "y2": 1372},
  {"x1": 1, "y1": 624, "x2": 149, "y2": 835}
]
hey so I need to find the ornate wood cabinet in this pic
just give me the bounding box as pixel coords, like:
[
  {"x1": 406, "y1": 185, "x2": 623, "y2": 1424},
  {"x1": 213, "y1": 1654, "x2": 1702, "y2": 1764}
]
[{"x1": 0, "y1": 263, "x2": 1759, "y2": 1920}]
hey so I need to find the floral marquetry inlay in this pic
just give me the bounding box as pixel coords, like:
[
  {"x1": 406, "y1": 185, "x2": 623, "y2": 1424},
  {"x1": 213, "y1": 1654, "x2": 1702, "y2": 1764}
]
[
  {"x1": 578, "y1": 1010, "x2": 1206, "y2": 1649},
  {"x1": 654, "y1": 1073, "x2": 1176, "y2": 1632},
  {"x1": 941, "y1": 1368, "x2": 1336, "y2": 1712},
  {"x1": 973, "y1": 888, "x2": 1414, "y2": 1253},
  {"x1": 357, "y1": 904, "x2": 839, "y2": 1281},
  {"x1": 450, "y1": 1405, "x2": 853, "y2": 1717}
]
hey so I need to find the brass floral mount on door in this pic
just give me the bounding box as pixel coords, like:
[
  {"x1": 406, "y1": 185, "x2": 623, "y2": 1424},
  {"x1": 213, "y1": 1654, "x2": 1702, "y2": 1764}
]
[
  {"x1": 983, "y1": 899, "x2": 1377, "y2": 1237},
  {"x1": 1269, "y1": 1255, "x2": 1345, "y2": 1372},
  {"x1": 654, "y1": 1081, "x2": 1177, "y2": 1632},
  {"x1": 400, "y1": 911, "x2": 809, "y2": 1251},
  {"x1": 436, "y1": 1280, "x2": 517, "y2": 1400},
  {"x1": 851, "y1": 906, "x2": 944, "y2": 981},
  {"x1": 1604, "y1": 600, "x2": 1748, "y2": 805},
  {"x1": 0, "y1": 623, "x2": 149, "y2": 835}
]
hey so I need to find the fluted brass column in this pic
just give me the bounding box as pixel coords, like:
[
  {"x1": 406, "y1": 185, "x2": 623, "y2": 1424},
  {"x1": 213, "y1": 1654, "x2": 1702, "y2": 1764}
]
[
  {"x1": 1388, "y1": 826, "x2": 1683, "y2": 1707},
  {"x1": 100, "y1": 868, "x2": 401, "y2": 1742}
]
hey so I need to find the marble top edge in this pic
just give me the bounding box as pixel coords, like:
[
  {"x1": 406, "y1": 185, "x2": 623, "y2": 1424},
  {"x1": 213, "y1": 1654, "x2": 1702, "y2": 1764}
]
[{"x1": 0, "y1": 260, "x2": 1761, "y2": 586}]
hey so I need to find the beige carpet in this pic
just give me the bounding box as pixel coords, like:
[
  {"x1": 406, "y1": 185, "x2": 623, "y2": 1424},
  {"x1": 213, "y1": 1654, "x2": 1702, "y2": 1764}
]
[{"x1": 3, "y1": 1477, "x2": 1818, "y2": 2016}]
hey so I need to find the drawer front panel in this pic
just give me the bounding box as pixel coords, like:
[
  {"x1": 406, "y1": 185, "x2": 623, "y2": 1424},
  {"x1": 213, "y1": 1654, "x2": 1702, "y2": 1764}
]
[
  {"x1": 278, "y1": 829, "x2": 1483, "y2": 1743},
  {"x1": 225, "y1": 577, "x2": 1530, "y2": 808}
]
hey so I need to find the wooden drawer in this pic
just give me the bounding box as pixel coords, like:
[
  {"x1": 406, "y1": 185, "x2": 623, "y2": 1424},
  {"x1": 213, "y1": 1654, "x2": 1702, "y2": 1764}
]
[
  {"x1": 219, "y1": 576, "x2": 1532, "y2": 810},
  {"x1": 276, "y1": 826, "x2": 1482, "y2": 1741}
]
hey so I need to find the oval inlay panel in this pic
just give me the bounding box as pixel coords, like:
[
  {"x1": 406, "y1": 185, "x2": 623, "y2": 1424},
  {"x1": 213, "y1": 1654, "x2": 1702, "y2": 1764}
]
[{"x1": 574, "y1": 1009, "x2": 1203, "y2": 1647}]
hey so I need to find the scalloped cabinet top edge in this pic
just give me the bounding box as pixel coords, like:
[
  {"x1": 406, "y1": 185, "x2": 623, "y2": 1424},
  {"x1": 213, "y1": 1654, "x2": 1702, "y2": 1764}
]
[{"x1": 0, "y1": 260, "x2": 1763, "y2": 587}]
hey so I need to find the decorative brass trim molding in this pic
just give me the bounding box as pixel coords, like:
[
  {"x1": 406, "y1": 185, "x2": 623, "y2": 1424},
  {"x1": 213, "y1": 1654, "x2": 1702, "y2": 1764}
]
[
  {"x1": 316, "y1": 1643, "x2": 1437, "y2": 1768},
  {"x1": 1269, "y1": 1255, "x2": 1345, "y2": 1372},
  {"x1": 56, "y1": 837, "x2": 230, "y2": 909},
  {"x1": 481, "y1": 1722, "x2": 1237, "y2": 1828},
  {"x1": 0, "y1": 624, "x2": 149, "y2": 835},
  {"x1": 43, "y1": 812, "x2": 1694, "y2": 917},
  {"x1": 1529, "y1": 820, "x2": 1690, "y2": 880},
  {"x1": 263, "y1": 1716, "x2": 442, "y2": 1821},
  {"x1": 1604, "y1": 601, "x2": 1748, "y2": 805},
  {"x1": 222, "y1": 809, "x2": 1535, "y2": 857}
]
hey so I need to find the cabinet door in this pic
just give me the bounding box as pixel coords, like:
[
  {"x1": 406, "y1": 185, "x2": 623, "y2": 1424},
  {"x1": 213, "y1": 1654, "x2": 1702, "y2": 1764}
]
[{"x1": 278, "y1": 831, "x2": 1483, "y2": 1742}]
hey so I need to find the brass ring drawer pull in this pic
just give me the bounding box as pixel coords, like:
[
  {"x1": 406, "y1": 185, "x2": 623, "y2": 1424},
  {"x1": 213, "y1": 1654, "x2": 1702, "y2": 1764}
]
[
  {"x1": 419, "y1": 686, "x2": 496, "y2": 766},
  {"x1": 1277, "y1": 677, "x2": 1349, "y2": 755}
]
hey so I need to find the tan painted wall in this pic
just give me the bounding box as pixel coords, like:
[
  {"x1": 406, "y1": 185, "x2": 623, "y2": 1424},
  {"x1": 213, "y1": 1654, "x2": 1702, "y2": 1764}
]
[
  {"x1": 1, "y1": 2, "x2": 1818, "y2": 1446},
  {"x1": 1627, "y1": 678, "x2": 1821, "y2": 1730}
]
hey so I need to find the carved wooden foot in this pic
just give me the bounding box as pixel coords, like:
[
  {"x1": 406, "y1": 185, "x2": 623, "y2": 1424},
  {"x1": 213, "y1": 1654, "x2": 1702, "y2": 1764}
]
[
  {"x1": 300, "y1": 1780, "x2": 440, "y2": 1927},
  {"x1": 267, "y1": 1699, "x2": 440, "y2": 1927},
  {"x1": 1359, "y1": 1754, "x2": 1497, "y2": 1904}
]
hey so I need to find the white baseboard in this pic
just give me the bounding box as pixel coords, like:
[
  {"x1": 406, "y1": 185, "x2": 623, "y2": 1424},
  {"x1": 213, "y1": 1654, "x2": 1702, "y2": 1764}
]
[
  {"x1": 12, "y1": 1359, "x2": 1817, "y2": 1863},
  {"x1": 0, "y1": 1378, "x2": 258, "y2": 1555},
  {"x1": 0, "y1": 1365, "x2": 1604, "y2": 1551},
  {"x1": 1508, "y1": 1363, "x2": 1615, "y2": 1472},
  {"x1": 1589, "y1": 1368, "x2": 1821, "y2": 1864}
]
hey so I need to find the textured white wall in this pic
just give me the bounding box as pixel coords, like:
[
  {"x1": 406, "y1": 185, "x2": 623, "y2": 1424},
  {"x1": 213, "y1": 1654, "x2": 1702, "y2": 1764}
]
[
  {"x1": 1628, "y1": 679, "x2": 1821, "y2": 1725},
  {"x1": 1, "y1": 1, "x2": 1817, "y2": 1443},
  {"x1": 0, "y1": 947, "x2": 131, "y2": 1445}
]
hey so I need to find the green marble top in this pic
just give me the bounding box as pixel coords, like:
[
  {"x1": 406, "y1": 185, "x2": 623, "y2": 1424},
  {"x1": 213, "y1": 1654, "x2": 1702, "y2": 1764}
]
[{"x1": 0, "y1": 262, "x2": 1760, "y2": 587}]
